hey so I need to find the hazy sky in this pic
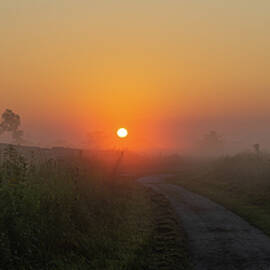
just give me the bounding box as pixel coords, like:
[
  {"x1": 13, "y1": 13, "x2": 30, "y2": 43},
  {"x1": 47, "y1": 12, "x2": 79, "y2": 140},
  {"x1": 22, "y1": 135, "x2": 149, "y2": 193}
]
[{"x1": 1, "y1": 1, "x2": 270, "y2": 151}]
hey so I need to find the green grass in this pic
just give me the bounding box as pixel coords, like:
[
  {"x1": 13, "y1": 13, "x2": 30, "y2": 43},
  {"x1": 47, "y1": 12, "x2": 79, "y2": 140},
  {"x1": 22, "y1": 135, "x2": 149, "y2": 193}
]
[
  {"x1": 0, "y1": 145, "x2": 157, "y2": 269},
  {"x1": 167, "y1": 153, "x2": 270, "y2": 236},
  {"x1": 0, "y1": 145, "x2": 191, "y2": 269}
]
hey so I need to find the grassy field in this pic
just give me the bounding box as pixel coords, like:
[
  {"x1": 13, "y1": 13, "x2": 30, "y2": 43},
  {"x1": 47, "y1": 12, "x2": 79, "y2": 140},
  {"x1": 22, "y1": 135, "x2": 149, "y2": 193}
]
[
  {"x1": 0, "y1": 145, "x2": 190, "y2": 269},
  {"x1": 167, "y1": 153, "x2": 270, "y2": 236}
]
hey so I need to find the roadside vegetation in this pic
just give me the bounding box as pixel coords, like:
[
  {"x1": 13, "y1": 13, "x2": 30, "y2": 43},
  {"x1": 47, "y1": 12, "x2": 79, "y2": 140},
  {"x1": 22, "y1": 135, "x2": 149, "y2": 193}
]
[
  {"x1": 0, "y1": 145, "x2": 190, "y2": 269},
  {"x1": 0, "y1": 145, "x2": 153, "y2": 269},
  {"x1": 168, "y1": 152, "x2": 270, "y2": 236}
]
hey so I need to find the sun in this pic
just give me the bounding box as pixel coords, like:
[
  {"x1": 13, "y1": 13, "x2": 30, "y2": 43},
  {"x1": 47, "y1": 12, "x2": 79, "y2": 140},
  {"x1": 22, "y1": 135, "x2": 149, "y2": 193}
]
[{"x1": 117, "y1": 128, "x2": 128, "y2": 138}]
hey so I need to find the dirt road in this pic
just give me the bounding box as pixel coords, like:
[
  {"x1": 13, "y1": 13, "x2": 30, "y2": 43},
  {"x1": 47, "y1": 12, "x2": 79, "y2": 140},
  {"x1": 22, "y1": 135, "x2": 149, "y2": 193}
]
[{"x1": 138, "y1": 175, "x2": 270, "y2": 270}]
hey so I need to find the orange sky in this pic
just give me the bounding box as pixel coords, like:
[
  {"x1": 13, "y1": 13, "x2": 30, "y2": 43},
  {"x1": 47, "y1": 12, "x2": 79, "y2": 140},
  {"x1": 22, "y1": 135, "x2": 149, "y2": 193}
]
[{"x1": 0, "y1": 1, "x2": 270, "y2": 151}]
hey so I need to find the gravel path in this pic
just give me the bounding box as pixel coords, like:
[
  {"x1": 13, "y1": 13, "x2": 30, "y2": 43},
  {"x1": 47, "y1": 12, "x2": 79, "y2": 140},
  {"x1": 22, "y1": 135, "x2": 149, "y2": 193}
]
[{"x1": 138, "y1": 175, "x2": 270, "y2": 270}]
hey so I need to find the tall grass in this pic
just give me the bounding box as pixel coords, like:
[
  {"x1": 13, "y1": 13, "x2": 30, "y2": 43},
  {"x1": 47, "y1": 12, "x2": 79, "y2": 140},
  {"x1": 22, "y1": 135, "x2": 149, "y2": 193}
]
[{"x1": 0, "y1": 145, "x2": 153, "y2": 269}]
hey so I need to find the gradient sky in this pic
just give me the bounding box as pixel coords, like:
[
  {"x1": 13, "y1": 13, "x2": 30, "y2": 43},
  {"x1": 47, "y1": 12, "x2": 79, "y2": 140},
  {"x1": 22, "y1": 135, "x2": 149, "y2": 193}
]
[{"x1": 1, "y1": 1, "x2": 270, "y2": 151}]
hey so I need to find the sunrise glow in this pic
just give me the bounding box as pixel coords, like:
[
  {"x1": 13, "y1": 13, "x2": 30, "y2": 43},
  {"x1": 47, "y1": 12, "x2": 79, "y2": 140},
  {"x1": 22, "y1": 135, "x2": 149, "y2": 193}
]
[
  {"x1": 1, "y1": 1, "x2": 270, "y2": 152},
  {"x1": 117, "y1": 128, "x2": 128, "y2": 138}
]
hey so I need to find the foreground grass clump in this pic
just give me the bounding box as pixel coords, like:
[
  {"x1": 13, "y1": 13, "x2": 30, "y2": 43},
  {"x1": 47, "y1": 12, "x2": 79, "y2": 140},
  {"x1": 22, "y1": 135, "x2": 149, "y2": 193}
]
[
  {"x1": 0, "y1": 145, "x2": 153, "y2": 269},
  {"x1": 168, "y1": 152, "x2": 270, "y2": 235}
]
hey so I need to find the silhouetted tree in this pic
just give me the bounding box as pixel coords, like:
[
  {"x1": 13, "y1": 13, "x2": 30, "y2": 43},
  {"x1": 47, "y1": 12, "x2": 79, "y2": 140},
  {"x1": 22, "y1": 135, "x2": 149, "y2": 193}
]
[
  {"x1": 253, "y1": 144, "x2": 261, "y2": 155},
  {"x1": 0, "y1": 109, "x2": 23, "y2": 144},
  {"x1": 86, "y1": 131, "x2": 106, "y2": 149},
  {"x1": 201, "y1": 131, "x2": 223, "y2": 156}
]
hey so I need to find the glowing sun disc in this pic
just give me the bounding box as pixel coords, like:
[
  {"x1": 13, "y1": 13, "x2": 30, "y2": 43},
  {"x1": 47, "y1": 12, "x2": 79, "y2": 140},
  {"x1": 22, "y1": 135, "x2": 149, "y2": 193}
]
[{"x1": 117, "y1": 128, "x2": 128, "y2": 138}]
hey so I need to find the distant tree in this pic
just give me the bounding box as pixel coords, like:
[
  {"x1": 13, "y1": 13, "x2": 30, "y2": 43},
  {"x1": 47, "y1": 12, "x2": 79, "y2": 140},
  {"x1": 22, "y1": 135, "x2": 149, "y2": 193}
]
[
  {"x1": 201, "y1": 131, "x2": 223, "y2": 156},
  {"x1": 0, "y1": 109, "x2": 23, "y2": 144},
  {"x1": 253, "y1": 144, "x2": 261, "y2": 155},
  {"x1": 86, "y1": 131, "x2": 106, "y2": 149}
]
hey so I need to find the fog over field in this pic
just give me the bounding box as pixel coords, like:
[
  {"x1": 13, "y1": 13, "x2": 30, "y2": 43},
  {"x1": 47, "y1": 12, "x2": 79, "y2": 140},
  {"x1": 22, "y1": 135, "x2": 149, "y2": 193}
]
[
  {"x1": 1, "y1": 1, "x2": 270, "y2": 154},
  {"x1": 1, "y1": 1, "x2": 270, "y2": 269}
]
